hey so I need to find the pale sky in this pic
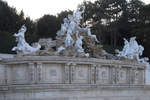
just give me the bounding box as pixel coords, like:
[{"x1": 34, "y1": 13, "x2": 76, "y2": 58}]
[{"x1": 3, "y1": 0, "x2": 150, "y2": 20}]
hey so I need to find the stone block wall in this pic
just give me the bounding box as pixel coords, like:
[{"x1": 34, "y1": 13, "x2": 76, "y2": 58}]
[
  {"x1": 0, "y1": 56, "x2": 148, "y2": 100},
  {"x1": 0, "y1": 56, "x2": 145, "y2": 85}
]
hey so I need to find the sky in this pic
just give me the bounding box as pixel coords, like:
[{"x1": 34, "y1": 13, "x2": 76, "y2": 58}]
[{"x1": 3, "y1": 0, "x2": 150, "y2": 20}]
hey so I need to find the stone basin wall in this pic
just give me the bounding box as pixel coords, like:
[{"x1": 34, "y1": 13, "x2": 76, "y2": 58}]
[
  {"x1": 0, "y1": 56, "x2": 149, "y2": 100},
  {"x1": 0, "y1": 56, "x2": 146, "y2": 85}
]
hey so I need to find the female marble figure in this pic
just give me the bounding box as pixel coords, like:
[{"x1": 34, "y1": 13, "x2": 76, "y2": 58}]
[
  {"x1": 122, "y1": 38, "x2": 130, "y2": 57},
  {"x1": 75, "y1": 36, "x2": 84, "y2": 53},
  {"x1": 12, "y1": 25, "x2": 41, "y2": 55},
  {"x1": 65, "y1": 33, "x2": 74, "y2": 47}
]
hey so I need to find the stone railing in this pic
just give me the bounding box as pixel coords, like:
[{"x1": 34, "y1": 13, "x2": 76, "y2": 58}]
[{"x1": 0, "y1": 56, "x2": 146, "y2": 85}]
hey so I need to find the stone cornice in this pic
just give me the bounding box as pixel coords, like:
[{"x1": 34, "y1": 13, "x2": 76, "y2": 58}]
[{"x1": 2, "y1": 56, "x2": 145, "y2": 68}]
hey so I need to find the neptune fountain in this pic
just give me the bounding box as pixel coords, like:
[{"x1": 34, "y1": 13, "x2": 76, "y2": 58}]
[{"x1": 0, "y1": 7, "x2": 150, "y2": 100}]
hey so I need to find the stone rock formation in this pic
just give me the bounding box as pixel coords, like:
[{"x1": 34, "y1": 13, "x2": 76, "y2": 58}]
[{"x1": 38, "y1": 38, "x2": 56, "y2": 56}]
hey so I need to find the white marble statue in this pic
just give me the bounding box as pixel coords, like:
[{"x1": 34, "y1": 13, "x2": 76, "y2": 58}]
[
  {"x1": 116, "y1": 37, "x2": 149, "y2": 64},
  {"x1": 12, "y1": 25, "x2": 41, "y2": 55},
  {"x1": 116, "y1": 38, "x2": 129, "y2": 58},
  {"x1": 73, "y1": 7, "x2": 85, "y2": 23},
  {"x1": 56, "y1": 8, "x2": 85, "y2": 53},
  {"x1": 55, "y1": 7, "x2": 99, "y2": 57},
  {"x1": 65, "y1": 33, "x2": 74, "y2": 47},
  {"x1": 75, "y1": 36, "x2": 84, "y2": 53},
  {"x1": 87, "y1": 28, "x2": 99, "y2": 42}
]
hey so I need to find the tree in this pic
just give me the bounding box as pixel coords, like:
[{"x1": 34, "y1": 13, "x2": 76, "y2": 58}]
[
  {"x1": 131, "y1": 4, "x2": 150, "y2": 57},
  {"x1": 0, "y1": 0, "x2": 25, "y2": 32},
  {"x1": 128, "y1": 0, "x2": 144, "y2": 23},
  {"x1": 81, "y1": 0, "x2": 128, "y2": 47},
  {"x1": 36, "y1": 15, "x2": 59, "y2": 39}
]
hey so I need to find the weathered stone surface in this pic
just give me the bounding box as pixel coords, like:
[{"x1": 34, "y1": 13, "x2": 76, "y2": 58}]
[
  {"x1": 0, "y1": 85, "x2": 150, "y2": 100},
  {"x1": 0, "y1": 56, "x2": 148, "y2": 100}
]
